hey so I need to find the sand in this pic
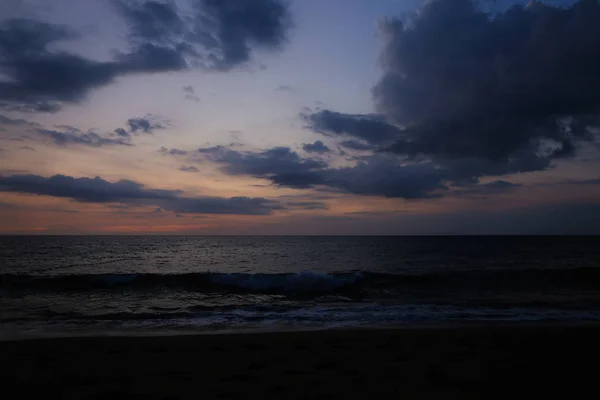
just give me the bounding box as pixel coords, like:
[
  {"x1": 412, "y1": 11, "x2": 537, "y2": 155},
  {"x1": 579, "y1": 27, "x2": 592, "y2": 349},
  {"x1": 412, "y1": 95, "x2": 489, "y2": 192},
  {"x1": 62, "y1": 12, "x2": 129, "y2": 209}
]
[{"x1": 1, "y1": 325, "x2": 599, "y2": 399}]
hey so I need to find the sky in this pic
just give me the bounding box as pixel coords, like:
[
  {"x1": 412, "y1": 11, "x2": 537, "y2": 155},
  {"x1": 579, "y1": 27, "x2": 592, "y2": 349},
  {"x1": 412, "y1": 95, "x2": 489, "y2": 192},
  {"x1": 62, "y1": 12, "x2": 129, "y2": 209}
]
[{"x1": 1, "y1": 0, "x2": 599, "y2": 235}]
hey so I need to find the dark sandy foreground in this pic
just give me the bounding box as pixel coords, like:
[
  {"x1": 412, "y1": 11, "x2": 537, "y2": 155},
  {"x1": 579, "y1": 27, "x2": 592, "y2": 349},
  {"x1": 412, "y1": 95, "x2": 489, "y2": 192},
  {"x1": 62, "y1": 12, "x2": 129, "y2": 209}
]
[{"x1": 2, "y1": 325, "x2": 600, "y2": 399}]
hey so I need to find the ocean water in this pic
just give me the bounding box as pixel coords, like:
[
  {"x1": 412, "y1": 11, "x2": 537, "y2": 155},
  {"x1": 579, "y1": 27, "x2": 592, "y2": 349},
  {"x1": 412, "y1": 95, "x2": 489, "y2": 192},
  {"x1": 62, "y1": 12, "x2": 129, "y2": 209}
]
[{"x1": 1, "y1": 236, "x2": 600, "y2": 339}]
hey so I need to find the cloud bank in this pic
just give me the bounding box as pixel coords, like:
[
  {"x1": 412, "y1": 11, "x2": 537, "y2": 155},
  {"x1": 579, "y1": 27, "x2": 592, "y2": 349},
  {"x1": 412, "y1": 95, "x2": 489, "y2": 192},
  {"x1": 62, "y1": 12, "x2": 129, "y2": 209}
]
[
  {"x1": 0, "y1": 173, "x2": 281, "y2": 215},
  {"x1": 302, "y1": 0, "x2": 600, "y2": 196},
  {"x1": 0, "y1": 0, "x2": 292, "y2": 112}
]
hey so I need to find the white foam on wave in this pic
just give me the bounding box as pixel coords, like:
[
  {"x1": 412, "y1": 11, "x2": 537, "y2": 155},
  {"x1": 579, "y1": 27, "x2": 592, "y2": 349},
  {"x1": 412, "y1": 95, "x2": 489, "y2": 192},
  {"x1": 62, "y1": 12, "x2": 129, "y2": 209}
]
[{"x1": 5, "y1": 303, "x2": 600, "y2": 341}]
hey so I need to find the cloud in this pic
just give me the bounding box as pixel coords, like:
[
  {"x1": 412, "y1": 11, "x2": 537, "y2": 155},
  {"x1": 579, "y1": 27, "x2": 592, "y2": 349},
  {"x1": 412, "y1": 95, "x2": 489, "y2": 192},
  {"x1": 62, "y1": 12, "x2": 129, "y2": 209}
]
[
  {"x1": 321, "y1": 156, "x2": 447, "y2": 199},
  {"x1": 0, "y1": 173, "x2": 281, "y2": 215},
  {"x1": 302, "y1": 140, "x2": 330, "y2": 154},
  {"x1": 18, "y1": 146, "x2": 35, "y2": 151},
  {"x1": 37, "y1": 128, "x2": 133, "y2": 147},
  {"x1": 306, "y1": 110, "x2": 400, "y2": 145},
  {"x1": 0, "y1": 115, "x2": 39, "y2": 127},
  {"x1": 114, "y1": 128, "x2": 130, "y2": 138},
  {"x1": 0, "y1": 19, "x2": 120, "y2": 113},
  {"x1": 158, "y1": 146, "x2": 187, "y2": 155},
  {"x1": 114, "y1": 0, "x2": 185, "y2": 43},
  {"x1": 179, "y1": 165, "x2": 199, "y2": 172},
  {"x1": 187, "y1": 0, "x2": 292, "y2": 71},
  {"x1": 162, "y1": 196, "x2": 281, "y2": 215},
  {"x1": 198, "y1": 145, "x2": 448, "y2": 198},
  {"x1": 114, "y1": 0, "x2": 292, "y2": 71},
  {"x1": 304, "y1": 0, "x2": 600, "y2": 188},
  {"x1": 0, "y1": 201, "x2": 79, "y2": 214},
  {"x1": 1, "y1": 114, "x2": 167, "y2": 148},
  {"x1": 126, "y1": 116, "x2": 167, "y2": 133},
  {"x1": 0, "y1": 0, "x2": 292, "y2": 111},
  {"x1": 0, "y1": 115, "x2": 39, "y2": 141},
  {"x1": 183, "y1": 85, "x2": 200, "y2": 102},
  {"x1": 198, "y1": 145, "x2": 327, "y2": 189},
  {"x1": 0, "y1": 174, "x2": 179, "y2": 202},
  {"x1": 197, "y1": 143, "x2": 545, "y2": 199},
  {"x1": 373, "y1": 0, "x2": 600, "y2": 159},
  {"x1": 339, "y1": 140, "x2": 375, "y2": 151},
  {"x1": 560, "y1": 178, "x2": 600, "y2": 185},
  {"x1": 114, "y1": 41, "x2": 189, "y2": 73}
]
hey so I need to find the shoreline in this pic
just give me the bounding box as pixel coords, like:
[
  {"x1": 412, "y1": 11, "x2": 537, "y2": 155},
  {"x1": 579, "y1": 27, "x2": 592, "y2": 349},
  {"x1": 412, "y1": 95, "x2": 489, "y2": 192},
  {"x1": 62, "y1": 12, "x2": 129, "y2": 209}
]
[
  {"x1": 4, "y1": 320, "x2": 600, "y2": 342},
  {"x1": 3, "y1": 324, "x2": 599, "y2": 398}
]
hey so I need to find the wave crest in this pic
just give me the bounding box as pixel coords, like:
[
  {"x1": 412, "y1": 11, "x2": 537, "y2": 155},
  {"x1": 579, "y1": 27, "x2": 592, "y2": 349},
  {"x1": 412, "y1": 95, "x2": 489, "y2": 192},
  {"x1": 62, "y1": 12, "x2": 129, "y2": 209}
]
[{"x1": 2, "y1": 267, "x2": 600, "y2": 295}]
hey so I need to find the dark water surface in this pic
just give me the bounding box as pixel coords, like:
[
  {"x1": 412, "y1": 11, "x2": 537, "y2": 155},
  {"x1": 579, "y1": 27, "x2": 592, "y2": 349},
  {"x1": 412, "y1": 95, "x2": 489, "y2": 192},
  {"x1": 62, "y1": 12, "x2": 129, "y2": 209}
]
[{"x1": 2, "y1": 236, "x2": 599, "y2": 338}]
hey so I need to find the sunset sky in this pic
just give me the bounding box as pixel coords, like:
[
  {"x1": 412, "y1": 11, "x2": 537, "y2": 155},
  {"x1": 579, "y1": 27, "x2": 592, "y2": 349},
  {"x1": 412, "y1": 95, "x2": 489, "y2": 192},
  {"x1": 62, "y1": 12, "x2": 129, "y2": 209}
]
[{"x1": 1, "y1": 0, "x2": 599, "y2": 234}]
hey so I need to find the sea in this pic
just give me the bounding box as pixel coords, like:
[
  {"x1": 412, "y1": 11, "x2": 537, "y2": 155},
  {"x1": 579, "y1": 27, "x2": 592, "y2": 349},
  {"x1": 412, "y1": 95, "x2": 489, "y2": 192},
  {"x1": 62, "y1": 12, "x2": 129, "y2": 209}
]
[{"x1": 1, "y1": 235, "x2": 600, "y2": 339}]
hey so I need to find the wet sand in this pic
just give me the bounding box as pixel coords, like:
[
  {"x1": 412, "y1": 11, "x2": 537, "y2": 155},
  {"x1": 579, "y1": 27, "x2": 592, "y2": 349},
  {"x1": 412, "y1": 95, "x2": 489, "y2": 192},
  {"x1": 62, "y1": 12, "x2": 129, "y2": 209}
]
[{"x1": 1, "y1": 325, "x2": 599, "y2": 399}]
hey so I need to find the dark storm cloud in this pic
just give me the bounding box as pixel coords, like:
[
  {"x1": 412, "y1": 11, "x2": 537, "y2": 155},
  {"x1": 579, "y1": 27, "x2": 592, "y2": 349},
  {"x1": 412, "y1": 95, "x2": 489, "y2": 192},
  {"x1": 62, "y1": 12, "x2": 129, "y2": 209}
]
[
  {"x1": 197, "y1": 143, "x2": 547, "y2": 199},
  {"x1": 0, "y1": 0, "x2": 292, "y2": 112},
  {"x1": 199, "y1": 145, "x2": 327, "y2": 177},
  {"x1": 302, "y1": 140, "x2": 330, "y2": 154},
  {"x1": 179, "y1": 165, "x2": 199, "y2": 172},
  {"x1": 0, "y1": 19, "x2": 120, "y2": 113},
  {"x1": 115, "y1": 0, "x2": 292, "y2": 71},
  {"x1": 305, "y1": 0, "x2": 600, "y2": 187},
  {"x1": 188, "y1": 0, "x2": 292, "y2": 71},
  {"x1": 306, "y1": 110, "x2": 400, "y2": 145},
  {"x1": 440, "y1": 146, "x2": 554, "y2": 183},
  {"x1": 0, "y1": 174, "x2": 179, "y2": 202},
  {"x1": 0, "y1": 173, "x2": 281, "y2": 215},
  {"x1": 114, "y1": 0, "x2": 185, "y2": 43},
  {"x1": 198, "y1": 145, "x2": 448, "y2": 198},
  {"x1": 198, "y1": 145, "x2": 327, "y2": 188},
  {"x1": 158, "y1": 146, "x2": 188, "y2": 155},
  {"x1": 37, "y1": 128, "x2": 133, "y2": 147},
  {"x1": 373, "y1": 0, "x2": 600, "y2": 159},
  {"x1": 114, "y1": 42, "x2": 189, "y2": 73},
  {"x1": 339, "y1": 140, "x2": 375, "y2": 151},
  {"x1": 321, "y1": 156, "x2": 447, "y2": 199},
  {"x1": 162, "y1": 196, "x2": 280, "y2": 215},
  {"x1": 268, "y1": 171, "x2": 325, "y2": 188}
]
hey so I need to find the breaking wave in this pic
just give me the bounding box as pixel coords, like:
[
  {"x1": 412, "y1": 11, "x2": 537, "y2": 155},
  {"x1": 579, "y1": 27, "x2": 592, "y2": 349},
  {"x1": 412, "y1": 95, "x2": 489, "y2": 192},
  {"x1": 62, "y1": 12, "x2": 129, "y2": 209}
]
[{"x1": 2, "y1": 267, "x2": 600, "y2": 295}]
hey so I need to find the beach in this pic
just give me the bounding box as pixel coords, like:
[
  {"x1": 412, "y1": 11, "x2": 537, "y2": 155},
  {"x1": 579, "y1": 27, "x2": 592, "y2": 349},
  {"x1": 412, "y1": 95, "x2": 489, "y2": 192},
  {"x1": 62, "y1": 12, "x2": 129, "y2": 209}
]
[{"x1": 2, "y1": 325, "x2": 599, "y2": 399}]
